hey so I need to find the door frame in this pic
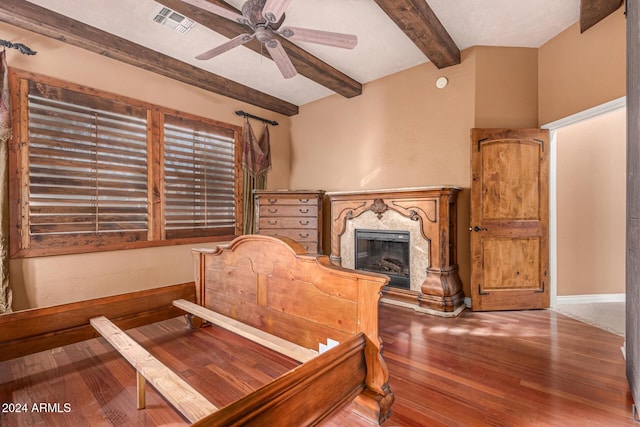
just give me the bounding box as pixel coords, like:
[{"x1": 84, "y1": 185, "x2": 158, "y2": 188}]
[{"x1": 541, "y1": 95, "x2": 626, "y2": 308}]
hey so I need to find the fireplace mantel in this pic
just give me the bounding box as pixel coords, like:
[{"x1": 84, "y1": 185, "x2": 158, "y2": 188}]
[{"x1": 327, "y1": 186, "x2": 465, "y2": 316}]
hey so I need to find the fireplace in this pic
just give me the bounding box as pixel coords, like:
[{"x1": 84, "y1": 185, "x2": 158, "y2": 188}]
[
  {"x1": 355, "y1": 230, "x2": 410, "y2": 289},
  {"x1": 328, "y1": 187, "x2": 465, "y2": 317}
]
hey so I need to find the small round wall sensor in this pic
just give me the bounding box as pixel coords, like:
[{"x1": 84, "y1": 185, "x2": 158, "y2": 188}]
[{"x1": 435, "y1": 76, "x2": 448, "y2": 89}]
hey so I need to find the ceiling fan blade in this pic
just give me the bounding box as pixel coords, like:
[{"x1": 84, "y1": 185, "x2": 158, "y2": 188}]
[
  {"x1": 180, "y1": 0, "x2": 247, "y2": 25},
  {"x1": 279, "y1": 26, "x2": 357, "y2": 49},
  {"x1": 262, "y1": 0, "x2": 293, "y2": 24},
  {"x1": 196, "y1": 34, "x2": 254, "y2": 60},
  {"x1": 264, "y1": 39, "x2": 297, "y2": 79}
]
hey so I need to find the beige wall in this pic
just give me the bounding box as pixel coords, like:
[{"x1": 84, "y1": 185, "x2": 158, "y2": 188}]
[
  {"x1": 539, "y1": 6, "x2": 626, "y2": 297},
  {"x1": 10, "y1": 243, "x2": 219, "y2": 309},
  {"x1": 556, "y1": 108, "x2": 626, "y2": 296},
  {"x1": 474, "y1": 46, "x2": 538, "y2": 128},
  {"x1": 538, "y1": 8, "x2": 626, "y2": 126},
  {"x1": 291, "y1": 51, "x2": 475, "y2": 294},
  {"x1": 290, "y1": 46, "x2": 540, "y2": 297},
  {"x1": 290, "y1": 51, "x2": 475, "y2": 191},
  {"x1": 1, "y1": 21, "x2": 292, "y2": 310}
]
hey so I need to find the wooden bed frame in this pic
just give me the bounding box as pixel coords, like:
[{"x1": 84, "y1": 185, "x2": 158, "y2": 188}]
[{"x1": 0, "y1": 235, "x2": 394, "y2": 425}]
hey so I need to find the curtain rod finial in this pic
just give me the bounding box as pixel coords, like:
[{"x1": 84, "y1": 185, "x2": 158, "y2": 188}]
[{"x1": 0, "y1": 40, "x2": 37, "y2": 55}]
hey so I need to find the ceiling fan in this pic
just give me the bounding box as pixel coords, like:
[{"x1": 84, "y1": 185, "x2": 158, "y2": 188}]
[{"x1": 182, "y1": 0, "x2": 358, "y2": 79}]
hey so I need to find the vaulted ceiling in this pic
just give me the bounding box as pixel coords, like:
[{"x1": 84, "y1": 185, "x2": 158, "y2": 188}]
[{"x1": 0, "y1": 0, "x2": 623, "y2": 116}]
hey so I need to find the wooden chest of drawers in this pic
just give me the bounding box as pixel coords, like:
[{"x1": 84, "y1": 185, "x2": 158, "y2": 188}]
[{"x1": 254, "y1": 190, "x2": 325, "y2": 254}]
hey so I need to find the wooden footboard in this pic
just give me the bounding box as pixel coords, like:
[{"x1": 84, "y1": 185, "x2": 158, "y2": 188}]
[{"x1": 191, "y1": 234, "x2": 394, "y2": 424}]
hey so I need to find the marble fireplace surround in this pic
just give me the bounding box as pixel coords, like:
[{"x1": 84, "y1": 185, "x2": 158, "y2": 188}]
[
  {"x1": 328, "y1": 187, "x2": 465, "y2": 317},
  {"x1": 340, "y1": 209, "x2": 428, "y2": 293}
]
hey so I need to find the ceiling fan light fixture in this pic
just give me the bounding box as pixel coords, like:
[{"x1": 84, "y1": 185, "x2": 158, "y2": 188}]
[{"x1": 255, "y1": 25, "x2": 275, "y2": 43}]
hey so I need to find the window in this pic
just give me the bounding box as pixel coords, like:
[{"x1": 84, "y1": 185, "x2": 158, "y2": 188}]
[
  {"x1": 9, "y1": 70, "x2": 242, "y2": 257},
  {"x1": 163, "y1": 115, "x2": 237, "y2": 239},
  {"x1": 27, "y1": 84, "x2": 149, "y2": 244}
]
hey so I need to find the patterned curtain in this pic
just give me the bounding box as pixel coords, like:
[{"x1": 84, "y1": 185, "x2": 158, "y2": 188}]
[
  {"x1": 242, "y1": 118, "x2": 271, "y2": 235},
  {"x1": 0, "y1": 50, "x2": 12, "y2": 313}
]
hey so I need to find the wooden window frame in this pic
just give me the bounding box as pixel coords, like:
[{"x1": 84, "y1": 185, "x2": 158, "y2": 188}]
[{"x1": 8, "y1": 69, "x2": 243, "y2": 258}]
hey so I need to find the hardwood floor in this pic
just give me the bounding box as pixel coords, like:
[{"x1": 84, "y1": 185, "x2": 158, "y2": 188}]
[
  {"x1": 374, "y1": 305, "x2": 634, "y2": 427},
  {"x1": 0, "y1": 304, "x2": 634, "y2": 426}
]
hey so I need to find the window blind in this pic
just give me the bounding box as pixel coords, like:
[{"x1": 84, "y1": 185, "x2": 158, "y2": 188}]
[
  {"x1": 9, "y1": 70, "x2": 242, "y2": 257},
  {"x1": 27, "y1": 87, "x2": 148, "y2": 244},
  {"x1": 163, "y1": 115, "x2": 236, "y2": 238}
]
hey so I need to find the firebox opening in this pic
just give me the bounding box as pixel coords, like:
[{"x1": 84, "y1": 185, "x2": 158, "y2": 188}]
[{"x1": 355, "y1": 229, "x2": 410, "y2": 289}]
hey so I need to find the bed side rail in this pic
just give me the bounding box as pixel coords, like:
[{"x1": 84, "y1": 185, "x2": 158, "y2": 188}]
[
  {"x1": 192, "y1": 333, "x2": 368, "y2": 427},
  {"x1": 0, "y1": 282, "x2": 196, "y2": 362}
]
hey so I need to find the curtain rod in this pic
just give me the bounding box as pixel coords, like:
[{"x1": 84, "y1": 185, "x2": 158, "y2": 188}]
[
  {"x1": 0, "y1": 40, "x2": 37, "y2": 55},
  {"x1": 235, "y1": 110, "x2": 278, "y2": 126}
]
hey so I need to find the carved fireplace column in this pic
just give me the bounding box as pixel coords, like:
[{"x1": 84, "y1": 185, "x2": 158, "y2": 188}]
[{"x1": 327, "y1": 187, "x2": 465, "y2": 316}]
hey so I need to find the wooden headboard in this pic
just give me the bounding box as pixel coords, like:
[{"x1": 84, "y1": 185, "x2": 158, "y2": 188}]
[{"x1": 191, "y1": 234, "x2": 394, "y2": 424}]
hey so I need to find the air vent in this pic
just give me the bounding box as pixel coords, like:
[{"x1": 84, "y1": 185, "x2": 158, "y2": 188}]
[{"x1": 151, "y1": 6, "x2": 195, "y2": 34}]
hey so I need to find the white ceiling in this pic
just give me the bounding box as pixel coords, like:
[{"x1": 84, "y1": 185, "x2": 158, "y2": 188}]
[{"x1": 25, "y1": 0, "x2": 580, "y2": 107}]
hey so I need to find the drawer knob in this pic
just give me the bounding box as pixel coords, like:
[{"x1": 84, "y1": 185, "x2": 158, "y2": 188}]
[
  {"x1": 268, "y1": 220, "x2": 278, "y2": 225},
  {"x1": 299, "y1": 198, "x2": 310, "y2": 203},
  {"x1": 299, "y1": 220, "x2": 309, "y2": 226},
  {"x1": 268, "y1": 208, "x2": 278, "y2": 214},
  {"x1": 299, "y1": 208, "x2": 309, "y2": 214},
  {"x1": 268, "y1": 198, "x2": 278, "y2": 204},
  {"x1": 299, "y1": 233, "x2": 309, "y2": 238}
]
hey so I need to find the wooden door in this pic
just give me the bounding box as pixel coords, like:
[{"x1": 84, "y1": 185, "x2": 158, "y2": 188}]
[
  {"x1": 471, "y1": 128, "x2": 549, "y2": 311},
  {"x1": 627, "y1": 0, "x2": 640, "y2": 419}
]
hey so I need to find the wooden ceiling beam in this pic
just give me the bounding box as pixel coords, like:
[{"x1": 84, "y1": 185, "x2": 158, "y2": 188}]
[
  {"x1": 580, "y1": 0, "x2": 624, "y2": 33},
  {"x1": 373, "y1": 0, "x2": 460, "y2": 69},
  {"x1": 0, "y1": 0, "x2": 298, "y2": 116},
  {"x1": 157, "y1": 0, "x2": 362, "y2": 98}
]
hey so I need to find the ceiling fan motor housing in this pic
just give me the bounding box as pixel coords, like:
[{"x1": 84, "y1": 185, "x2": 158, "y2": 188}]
[{"x1": 255, "y1": 25, "x2": 275, "y2": 43}]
